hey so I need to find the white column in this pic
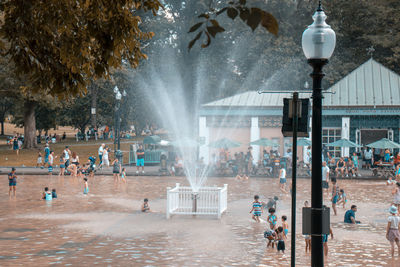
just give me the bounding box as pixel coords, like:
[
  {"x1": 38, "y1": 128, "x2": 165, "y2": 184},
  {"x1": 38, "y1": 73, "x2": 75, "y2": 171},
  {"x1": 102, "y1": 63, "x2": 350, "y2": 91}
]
[
  {"x1": 250, "y1": 117, "x2": 260, "y2": 164},
  {"x1": 342, "y1": 117, "x2": 350, "y2": 157},
  {"x1": 304, "y1": 116, "x2": 312, "y2": 161},
  {"x1": 199, "y1": 116, "x2": 209, "y2": 164}
]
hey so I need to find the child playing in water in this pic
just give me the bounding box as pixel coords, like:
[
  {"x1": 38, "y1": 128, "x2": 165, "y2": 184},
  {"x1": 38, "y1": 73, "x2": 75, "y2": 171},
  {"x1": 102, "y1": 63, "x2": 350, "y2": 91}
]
[
  {"x1": 120, "y1": 168, "x2": 127, "y2": 183},
  {"x1": 303, "y1": 200, "x2": 311, "y2": 253},
  {"x1": 52, "y1": 189, "x2": 57, "y2": 199},
  {"x1": 282, "y1": 215, "x2": 289, "y2": 238},
  {"x1": 141, "y1": 198, "x2": 150, "y2": 212},
  {"x1": 323, "y1": 227, "x2": 334, "y2": 257},
  {"x1": 331, "y1": 177, "x2": 339, "y2": 216},
  {"x1": 276, "y1": 226, "x2": 285, "y2": 254},
  {"x1": 337, "y1": 189, "x2": 347, "y2": 209},
  {"x1": 83, "y1": 178, "x2": 89, "y2": 194},
  {"x1": 268, "y1": 208, "x2": 277, "y2": 229},
  {"x1": 250, "y1": 195, "x2": 262, "y2": 222},
  {"x1": 42, "y1": 187, "x2": 52, "y2": 201},
  {"x1": 386, "y1": 206, "x2": 400, "y2": 257},
  {"x1": 264, "y1": 226, "x2": 277, "y2": 248}
]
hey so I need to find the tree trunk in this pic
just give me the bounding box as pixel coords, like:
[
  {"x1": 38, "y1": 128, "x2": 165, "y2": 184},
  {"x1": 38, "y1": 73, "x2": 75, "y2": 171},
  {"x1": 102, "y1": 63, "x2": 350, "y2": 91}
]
[
  {"x1": 0, "y1": 120, "x2": 4, "y2": 136},
  {"x1": 90, "y1": 82, "x2": 98, "y2": 128},
  {"x1": 23, "y1": 100, "x2": 37, "y2": 149}
]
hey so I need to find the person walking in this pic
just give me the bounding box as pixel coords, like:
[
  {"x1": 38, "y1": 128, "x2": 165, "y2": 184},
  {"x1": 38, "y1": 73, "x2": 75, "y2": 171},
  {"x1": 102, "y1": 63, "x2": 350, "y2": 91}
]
[
  {"x1": 8, "y1": 167, "x2": 17, "y2": 198},
  {"x1": 386, "y1": 205, "x2": 400, "y2": 257},
  {"x1": 13, "y1": 137, "x2": 19, "y2": 155},
  {"x1": 103, "y1": 146, "x2": 110, "y2": 168},
  {"x1": 98, "y1": 143, "x2": 105, "y2": 168},
  {"x1": 44, "y1": 143, "x2": 50, "y2": 166},
  {"x1": 364, "y1": 147, "x2": 372, "y2": 169}
]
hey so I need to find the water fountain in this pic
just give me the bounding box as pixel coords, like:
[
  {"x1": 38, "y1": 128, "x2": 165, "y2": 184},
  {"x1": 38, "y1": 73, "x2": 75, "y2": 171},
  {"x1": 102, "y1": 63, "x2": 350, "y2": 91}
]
[{"x1": 133, "y1": 51, "x2": 229, "y2": 219}]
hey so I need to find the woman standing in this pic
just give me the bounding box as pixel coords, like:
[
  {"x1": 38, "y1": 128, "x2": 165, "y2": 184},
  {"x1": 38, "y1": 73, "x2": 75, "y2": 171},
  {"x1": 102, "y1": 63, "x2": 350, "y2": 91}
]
[
  {"x1": 103, "y1": 147, "x2": 110, "y2": 168},
  {"x1": 111, "y1": 158, "x2": 121, "y2": 183},
  {"x1": 386, "y1": 206, "x2": 400, "y2": 257}
]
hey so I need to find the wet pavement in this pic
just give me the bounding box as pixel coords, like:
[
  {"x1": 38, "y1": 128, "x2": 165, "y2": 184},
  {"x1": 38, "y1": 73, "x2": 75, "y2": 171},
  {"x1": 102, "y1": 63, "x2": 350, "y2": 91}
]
[{"x1": 0, "y1": 175, "x2": 398, "y2": 266}]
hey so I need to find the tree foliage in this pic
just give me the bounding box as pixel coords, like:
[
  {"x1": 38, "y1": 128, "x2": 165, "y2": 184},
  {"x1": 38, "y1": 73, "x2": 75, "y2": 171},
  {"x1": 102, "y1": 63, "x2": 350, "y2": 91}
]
[
  {"x1": 0, "y1": 0, "x2": 162, "y2": 98},
  {"x1": 188, "y1": 0, "x2": 278, "y2": 50}
]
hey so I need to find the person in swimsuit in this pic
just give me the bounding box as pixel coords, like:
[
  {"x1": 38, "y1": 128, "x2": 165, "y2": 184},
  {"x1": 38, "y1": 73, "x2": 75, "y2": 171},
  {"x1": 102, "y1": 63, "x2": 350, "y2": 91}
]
[
  {"x1": 323, "y1": 227, "x2": 333, "y2": 257},
  {"x1": 59, "y1": 154, "x2": 66, "y2": 177},
  {"x1": 120, "y1": 168, "x2": 127, "y2": 183},
  {"x1": 141, "y1": 198, "x2": 150, "y2": 212},
  {"x1": 8, "y1": 167, "x2": 17, "y2": 198},
  {"x1": 268, "y1": 207, "x2": 277, "y2": 229},
  {"x1": 111, "y1": 158, "x2": 121, "y2": 183},
  {"x1": 249, "y1": 195, "x2": 262, "y2": 222},
  {"x1": 281, "y1": 215, "x2": 289, "y2": 238},
  {"x1": 337, "y1": 189, "x2": 347, "y2": 209},
  {"x1": 83, "y1": 178, "x2": 89, "y2": 194},
  {"x1": 331, "y1": 177, "x2": 339, "y2": 215}
]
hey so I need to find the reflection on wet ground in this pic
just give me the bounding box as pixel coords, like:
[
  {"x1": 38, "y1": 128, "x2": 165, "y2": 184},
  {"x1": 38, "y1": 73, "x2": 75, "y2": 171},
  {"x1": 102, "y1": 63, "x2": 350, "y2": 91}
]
[{"x1": 0, "y1": 175, "x2": 398, "y2": 266}]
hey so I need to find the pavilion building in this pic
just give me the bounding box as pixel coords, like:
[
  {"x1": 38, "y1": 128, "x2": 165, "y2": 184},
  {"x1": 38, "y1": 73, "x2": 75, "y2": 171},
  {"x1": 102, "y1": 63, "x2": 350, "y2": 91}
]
[{"x1": 198, "y1": 58, "x2": 400, "y2": 164}]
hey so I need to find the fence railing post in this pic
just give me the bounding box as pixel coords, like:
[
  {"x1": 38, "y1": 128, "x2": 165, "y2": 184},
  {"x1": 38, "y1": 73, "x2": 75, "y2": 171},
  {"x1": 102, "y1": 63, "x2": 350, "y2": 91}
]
[{"x1": 166, "y1": 187, "x2": 171, "y2": 219}]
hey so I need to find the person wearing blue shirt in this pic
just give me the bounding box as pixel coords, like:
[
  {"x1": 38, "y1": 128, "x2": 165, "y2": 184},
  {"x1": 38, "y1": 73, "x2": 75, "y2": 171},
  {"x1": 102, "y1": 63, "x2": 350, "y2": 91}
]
[
  {"x1": 344, "y1": 205, "x2": 360, "y2": 224},
  {"x1": 44, "y1": 143, "x2": 50, "y2": 165}
]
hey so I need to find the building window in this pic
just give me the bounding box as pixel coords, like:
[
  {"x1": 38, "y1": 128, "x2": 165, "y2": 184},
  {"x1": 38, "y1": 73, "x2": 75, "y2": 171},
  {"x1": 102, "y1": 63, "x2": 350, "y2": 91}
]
[{"x1": 322, "y1": 128, "x2": 341, "y2": 158}]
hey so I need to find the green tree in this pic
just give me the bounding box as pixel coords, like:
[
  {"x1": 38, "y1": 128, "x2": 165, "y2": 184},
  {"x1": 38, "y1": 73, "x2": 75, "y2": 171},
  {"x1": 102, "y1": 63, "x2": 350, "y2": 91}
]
[{"x1": 0, "y1": 0, "x2": 162, "y2": 148}]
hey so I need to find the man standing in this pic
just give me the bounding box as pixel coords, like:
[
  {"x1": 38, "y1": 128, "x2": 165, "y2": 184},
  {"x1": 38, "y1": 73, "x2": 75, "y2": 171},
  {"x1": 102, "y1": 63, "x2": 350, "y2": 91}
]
[
  {"x1": 322, "y1": 161, "x2": 330, "y2": 195},
  {"x1": 8, "y1": 167, "x2": 17, "y2": 198},
  {"x1": 364, "y1": 147, "x2": 372, "y2": 169},
  {"x1": 344, "y1": 205, "x2": 360, "y2": 224},
  {"x1": 98, "y1": 143, "x2": 105, "y2": 168},
  {"x1": 136, "y1": 144, "x2": 145, "y2": 174}
]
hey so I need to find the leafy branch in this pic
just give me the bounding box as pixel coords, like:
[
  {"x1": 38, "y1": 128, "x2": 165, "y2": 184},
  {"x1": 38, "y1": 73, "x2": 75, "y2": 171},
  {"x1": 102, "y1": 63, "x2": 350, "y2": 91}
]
[{"x1": 188, "y1": 0, "x2": 279, "y2": 50}]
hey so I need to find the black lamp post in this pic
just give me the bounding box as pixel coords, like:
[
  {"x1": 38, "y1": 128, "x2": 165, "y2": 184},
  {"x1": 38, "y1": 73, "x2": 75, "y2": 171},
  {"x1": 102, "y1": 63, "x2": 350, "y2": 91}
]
[
  {"x1": 113, "y1": 86, "x2": 126, "y2": 163},
  {"x1": 302, "y1": 1, "x2": 336, "y2": 266}
]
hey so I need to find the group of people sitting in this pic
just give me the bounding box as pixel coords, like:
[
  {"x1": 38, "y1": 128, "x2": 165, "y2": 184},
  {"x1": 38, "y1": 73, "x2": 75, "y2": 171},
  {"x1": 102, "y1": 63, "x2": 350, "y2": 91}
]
[{"x1": 329, "y1": 153, "x2": 361, "y2": 178}]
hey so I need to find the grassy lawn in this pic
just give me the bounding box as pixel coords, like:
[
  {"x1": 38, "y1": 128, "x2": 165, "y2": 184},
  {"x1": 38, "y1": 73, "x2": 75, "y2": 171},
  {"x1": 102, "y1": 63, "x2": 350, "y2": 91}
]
[{"x1": 0, "y1": 138, "x2": 140, "y2": 167}]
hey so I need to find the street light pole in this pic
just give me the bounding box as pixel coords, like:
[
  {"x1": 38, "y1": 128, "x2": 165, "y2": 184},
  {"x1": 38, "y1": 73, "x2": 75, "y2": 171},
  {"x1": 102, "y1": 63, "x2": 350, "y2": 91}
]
[
  {"x1": 309, "y1": 58, "x2": 327, "y2": 266},
  {"x1": 302, "y1": 1, "x2": 335, "y2": 266}
]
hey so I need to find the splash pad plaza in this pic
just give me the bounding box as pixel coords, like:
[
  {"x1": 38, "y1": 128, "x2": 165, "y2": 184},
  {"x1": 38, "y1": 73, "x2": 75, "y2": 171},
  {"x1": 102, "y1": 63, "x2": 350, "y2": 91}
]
[{"x1": 1, "y1": 174, "x2": 398, "y2": 266}]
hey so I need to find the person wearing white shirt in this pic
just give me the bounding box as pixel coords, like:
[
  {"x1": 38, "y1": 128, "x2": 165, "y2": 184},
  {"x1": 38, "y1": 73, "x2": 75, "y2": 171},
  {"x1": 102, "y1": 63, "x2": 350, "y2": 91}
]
[{"x1": 98, "y1": 143, "x2": 105, "y2": 168}]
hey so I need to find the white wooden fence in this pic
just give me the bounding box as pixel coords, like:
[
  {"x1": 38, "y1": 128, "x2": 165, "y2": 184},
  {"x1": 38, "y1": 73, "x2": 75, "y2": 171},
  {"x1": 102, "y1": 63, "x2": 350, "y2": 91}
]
[{"x1": 166, "y1": 183, "x2": 228, "y2": 219}]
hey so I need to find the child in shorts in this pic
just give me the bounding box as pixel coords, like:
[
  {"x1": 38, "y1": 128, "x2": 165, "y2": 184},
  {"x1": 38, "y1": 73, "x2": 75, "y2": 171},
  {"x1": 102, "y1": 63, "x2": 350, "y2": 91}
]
[
  {"x1": 37, "y1": 151, "x2": 43, "y2": 168},
  {"x1": 276, "y1": 226, "x2": 285, "y2": 253},
  {"x1": 250, "y1": 195, "x2": 262, "y2": 222}
]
